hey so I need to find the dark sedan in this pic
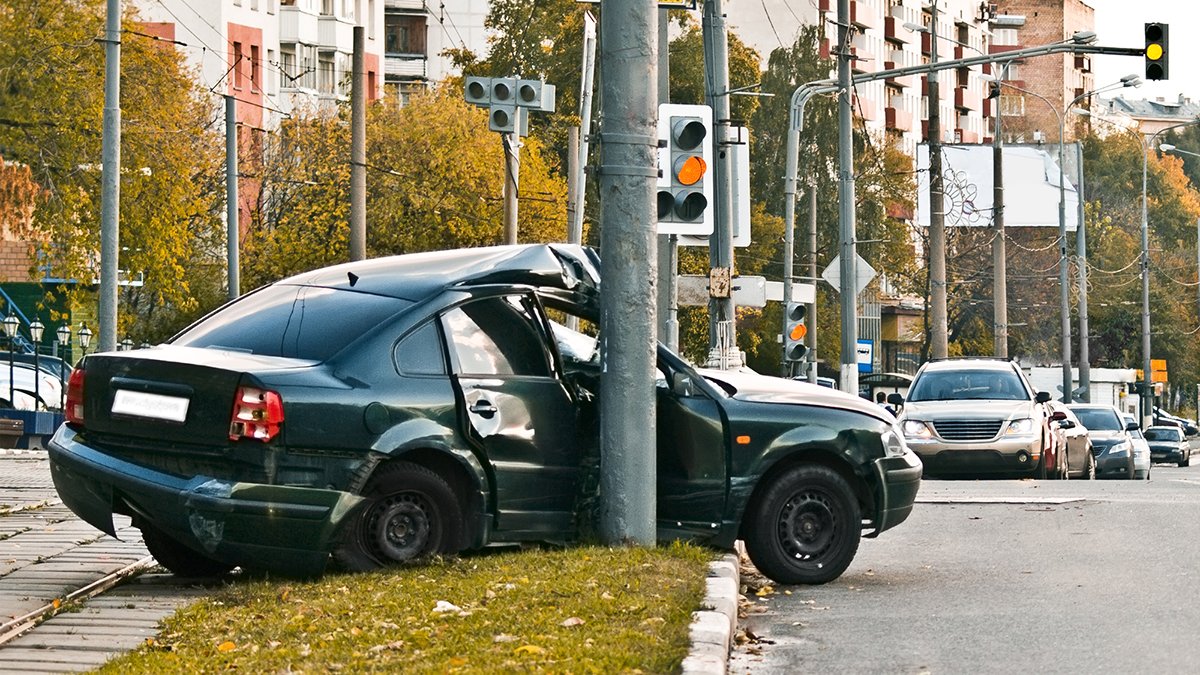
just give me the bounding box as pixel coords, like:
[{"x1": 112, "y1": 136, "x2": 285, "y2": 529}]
[
  {"x1": 1067, "y1": 404, "x2": 1137, "y2": 480},
  {"x1": 1145, "y1": 425, "x2": 1191, "y2": 467},
  {"x1": 48, "y1": 244, "x2": 921, "y2": 585}
]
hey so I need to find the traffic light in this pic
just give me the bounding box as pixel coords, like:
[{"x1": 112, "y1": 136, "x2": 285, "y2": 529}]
[
  {"x1": 1144, "y1": 22, "x2": 1168, "y2": 81},
  {"x1": 783, "y1": 302, "x2": 808, "y2": 363},
  {"x1": 656, "y1": 103, "x2": 713, "y2": 235},
  {"x1": 463, "y1": 76, "x2": 554, "y2": 136}
]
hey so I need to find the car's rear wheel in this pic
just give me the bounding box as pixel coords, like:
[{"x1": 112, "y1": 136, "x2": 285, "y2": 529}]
[
  {"x1": 742, "y1": 465, "x2": 861, "y2": 585},
  {"x1": 1084, "y1": 450, "x2": 1096, "y2": 480},
  {"x1": 334, "y1": 461, "x2": 464, "y2": 572},
  {"x1": 1127, "y1": 458, "x2": 1135, "y2": 479},
  {"x1": 139, "y1": 522, "x2": 233, "y2": 578},
  {"x1": 1059, "y1": 448, "x2": 1070, "y2": 480}
]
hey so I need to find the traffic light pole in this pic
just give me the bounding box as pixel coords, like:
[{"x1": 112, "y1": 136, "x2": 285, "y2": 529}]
[
  {"x1": 836, "y1": 0, "x2": 858, "y2": 394},
  {"x1": 703, "y1": 0, "x2": 737, "y2": 368}
]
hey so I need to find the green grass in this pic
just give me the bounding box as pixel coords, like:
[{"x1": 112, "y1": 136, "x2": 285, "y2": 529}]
[{"x1": 100, "y1": 543, "x2": 711, "y2": 674}]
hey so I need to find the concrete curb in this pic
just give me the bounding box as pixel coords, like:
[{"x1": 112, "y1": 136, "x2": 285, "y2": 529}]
[{"x1": 681, "y1": 553, "x2": 740, "y2": 674}]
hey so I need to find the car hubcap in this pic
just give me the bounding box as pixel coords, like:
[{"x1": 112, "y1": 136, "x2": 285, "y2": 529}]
[
  {"x1": 778, "y1": 490, "x2": 837, "y2": 562},
  {"x1": 367, "y1": 493, "x2": 432, "y2": 562}
]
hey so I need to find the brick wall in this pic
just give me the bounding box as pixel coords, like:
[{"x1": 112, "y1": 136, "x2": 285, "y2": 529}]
[
  {"x1": 994, "y1": 0, "x2": 1095, "y2": 142},
  {"x1": 0, "y1": 240, "x2": 33, "y2": 283}
]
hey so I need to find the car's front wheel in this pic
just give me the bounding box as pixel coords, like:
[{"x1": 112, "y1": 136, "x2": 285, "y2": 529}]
[
  {"x1": 1083, "y1": 450, "x2": 1096, "y2": 480},
  {"x1": 139, "y1": 522, "x2": 233, "y2": 578},
  {"x1": 742, "y1": 465, "x2": 861, "y2": 585},
  {"x1": 334, "y1": 461, "x2": 464, "y2": 572}
]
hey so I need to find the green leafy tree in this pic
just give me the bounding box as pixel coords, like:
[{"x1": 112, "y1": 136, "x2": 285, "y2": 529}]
[{"x1": 0, "y1": 0, "x2": 227, "y2": 341}]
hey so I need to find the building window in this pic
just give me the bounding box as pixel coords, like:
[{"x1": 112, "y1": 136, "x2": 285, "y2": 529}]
[
  {"x1": 251, "y1": 45, "x2": 261, "y2": 92},
  {"x1": 319, "y1": 55, "x2": 335, "y2": 94},
  {"x1": 993, "y1": 27, "x2": 1018, "y2": 46},
  {"x1": 232, "y1": 41, "x2": 244, "y2": 89},
  {"x1": 267, "y1": 48, "x2": 277, "y2": 94},
  {"x1": 386, "y1": 14, "x2": 427, "y2": 55},
  {"x1": 999, "y1": 94, "x2": 1025, "y2": 116}
]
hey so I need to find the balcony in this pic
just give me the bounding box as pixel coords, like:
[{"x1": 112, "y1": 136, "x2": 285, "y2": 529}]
[
  {"x1": 280, "y1": 4, "x2": 320, "y2": 45},
  {"x1": 884, "y1": 16, "x2": 907, "y2": 43},
  {"x1": 885, "y1": 106, "x2": 913, "y2": 130},
  {"x1": 849, "y1": 0, "x2": 877, "y2": 29},
  {"x1": 853, "y1": 93, "x2": 877, "y2": 121},
  {"x1": 820, "y1": 38, "x2": 831, "y2": 60},
  {"x1": 318, "y1": 13, "x2": 354, "y2": 53},
  {"x1": 1074, "y1": 54, "x2": 1092, "y2": 73},
  {"x1": 884, "y1": 61, "x2": 916, "y2": 88},
  {"x1": 385, "y1": 54, "x2": 427, "y2": 80},
  {"x1": 850, "y1": 44, "x2": 875, "y2": 74},
  {"x1": 955, "y1": 85, "x2": 981, "y2": 111},
  {"x1": 955, "y1": 128, "x2": 980, "y2": 143},
  {"x1": 818, "y1": 0, "x2": 830, "y2": 11},
  {"x1": 384, "y1": 0, "x2": 424, "y2": 9}
]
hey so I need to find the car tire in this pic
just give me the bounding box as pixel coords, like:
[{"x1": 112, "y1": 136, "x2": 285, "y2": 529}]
[
  {"x1": 1180, "y1": 455, "x2": 1190, "y2": 468},
  {"x1": 1059, "y1": 448, "x2": 1069, "y2": 480},
  {"x1": 742, "y1": 464, "x2": 861, "y2": 585},
  {"x1": 139, "y1": 522, "x2": 233, "y2": 578},
  {"x1": 334, "y1": 461, "x2": 464, "y2": 572},
  {"x1": 1084, "y1": 450, "x2": 1096, "y2": 480},
  {"x1": 1127, "y1": 458, "x2": 1135, "y2": 479}
]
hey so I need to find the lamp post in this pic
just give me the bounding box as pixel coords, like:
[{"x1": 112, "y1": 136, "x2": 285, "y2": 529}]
[
  {"x1": 120, "y1": 337, "x2": 133, "y2": 352},
  {"x1": 56, "y1": 324, "x2": 70, "y2": 411},
  {"x1": 29, "y1": 318, "x2": 43, "y2": 409},
  {"x1": 79, "y1": 323, "x2": 92, "y2": 361},
  {"x1": 2, "y1": 315, "x2": 17, "y2": 408},
  {"x1": 988, "y1": 75, "x2": 1140, "y2": 402}
]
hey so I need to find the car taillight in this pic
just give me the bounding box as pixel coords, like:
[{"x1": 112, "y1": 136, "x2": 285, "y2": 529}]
[
  {"x1": 229, "y1": 386, "x2": 284, "y2": 442},
  {"x1": 65, "y1": 366, "x2": 86, "y2": 426}
]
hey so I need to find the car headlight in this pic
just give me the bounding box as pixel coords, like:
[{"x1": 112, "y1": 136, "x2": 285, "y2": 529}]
[
  {"x1": 901, "y1": 419, "x2": 933, "y2": 440},
  {"x1": 882, "y1": 429, "x2": 910, "y2": 457},
  {"x1": 1005, "y1": 418, "x2": 1034, "y2": 435},
  {"x1": 1106, "y1": 442, "x2": 1131, "y2": 456}
]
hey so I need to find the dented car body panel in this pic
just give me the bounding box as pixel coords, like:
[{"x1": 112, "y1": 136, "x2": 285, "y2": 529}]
[{"x1": 48, "y1": 244, "x2": 919, "y2": 577}]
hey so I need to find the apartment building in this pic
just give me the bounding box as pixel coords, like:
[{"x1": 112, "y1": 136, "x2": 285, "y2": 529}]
[
  {"x1": 383, "y1": 0, "x2": 489, "y2": 99},
  {"x1": 1092, "y1": 95, "x2": 1200, "y2": 137}
]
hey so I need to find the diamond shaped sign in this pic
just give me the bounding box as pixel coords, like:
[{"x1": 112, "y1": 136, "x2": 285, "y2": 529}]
[{"x1": 820, "y1": 253, "x2": 876, "y2": 296}]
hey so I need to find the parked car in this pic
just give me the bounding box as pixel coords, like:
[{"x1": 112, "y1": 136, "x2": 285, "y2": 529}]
[
  {"x1": 1067, "y1": 404, "x2": 1137, "y2": 479},
  {"x1": 0, "y1": 362, "x2": 63, "y2": 410},
  {"x1": 1122, "y1": 414, "x2": 1152, "y2": 480},
  {"x1": 1049, "y1": 402, "x2": 1095, "y2": 479},
  {"x1": 47, "y1": 244, "x2": 922, "y2": 585},
  {"x1": 893, "y1": 357, "x2": 1054, "y2": 478},
  {"x1": 1145, "y1": 425, "x2": 1191, "y2": 467}
]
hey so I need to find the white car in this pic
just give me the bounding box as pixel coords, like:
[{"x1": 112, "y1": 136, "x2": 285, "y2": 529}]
[
  {"x1": 1122, "y1": 414, "x2": 1152, "y2": 480},
  {"x1": 0, "y1": 362, "x2": 63, "y2": 410}
]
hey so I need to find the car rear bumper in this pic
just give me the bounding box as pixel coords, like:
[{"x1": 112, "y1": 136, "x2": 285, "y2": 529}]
[
  {"x1": 47, "y1": 425, "x2": 362, "y2": 576},
  {"x1": 908, "y1": 436, "x2": 1041, "y2": 476},
  {"x1": 869, "y1": 451, "x2": 923, "y2": 536}
]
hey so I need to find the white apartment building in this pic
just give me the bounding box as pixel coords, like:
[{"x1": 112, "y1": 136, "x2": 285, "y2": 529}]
[{"x1": 383, "y1": 0, "x2": 490, "y2": 98}]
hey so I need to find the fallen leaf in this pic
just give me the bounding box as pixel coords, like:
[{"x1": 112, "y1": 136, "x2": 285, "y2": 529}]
[
  {"x1": 52, "y1": 598, "x2": 61, "y2": 610},
  {"x1": 493, "y1": 634, "x2": 519, "y2": 643},
  {"x1": 217, "y1": 641, "x2": 237, "y2": 653},
  {"x1": 367, "y1": 641, "x2": 405, "y2": 653},
  {"x1": 755, "y1": 585, "x2": 775, "y2": 597},
  {"x1": 433, "y1": 600, "x2": 463, "y2": 613},
  {"x1": 560, "y1": 617, "x2": 585, "y2": 627},
  {"x1": 514, "y1": 645, "x2": 546, "y2": 656},
  {"x1": 448, "y1": 657, "x2": 468, "y2": 667},
  {"x1": 601, "y1": 591, "x2": 615, "y2": 600}
]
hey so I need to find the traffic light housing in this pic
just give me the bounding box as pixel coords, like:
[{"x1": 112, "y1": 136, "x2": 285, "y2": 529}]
[
  {"x1": 656, "y1": 103, "x2": 713, "y2": 235},
  {"x1": 783, "y1": 302, "x2": 808, "y2": 363},
  {"x1": 1144, "y1": 22, "x2": 1168, "y2": 81}
]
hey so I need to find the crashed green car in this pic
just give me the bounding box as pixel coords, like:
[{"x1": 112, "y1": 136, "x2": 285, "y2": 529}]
[{"x1": 48, "y1": 244, "x2": 920, "y2": 584}]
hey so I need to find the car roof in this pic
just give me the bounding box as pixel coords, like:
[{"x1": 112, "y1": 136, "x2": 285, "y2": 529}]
[
  {"x1": 274, "y1": 244, "x2": 600, "y2": 302},
  {"x1": 918, "y1": 358, "x2": 1018, "y2": 372}
]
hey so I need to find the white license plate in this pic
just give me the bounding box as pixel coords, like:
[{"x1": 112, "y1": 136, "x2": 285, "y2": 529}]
[{"x1": 111, "y1": 389, "x2": 190, "y2": 423}]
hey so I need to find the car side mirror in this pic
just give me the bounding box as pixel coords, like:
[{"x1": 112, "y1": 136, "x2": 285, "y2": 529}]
[
  {"x1": 671, "y1": 372, "x2": 694, "y2": 397},
  {"x1": 886, "y1": 393, "x2": 904, "y2": 407},
  {"x1": 1050, "y1": 411, "x2": 1067, "y2": 421},
  {"x1": 1059, "y1": 420, "x2": 1076, "y2": 429},
  {"x1": 1035, "y1": 391, "x2": 1051, "y2": 404},
  {"x1": 1125, "y1": 421, "x2": 1140, "y2": 431}
]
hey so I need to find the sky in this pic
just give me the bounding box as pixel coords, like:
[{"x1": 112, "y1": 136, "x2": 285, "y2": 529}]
[{"x1": 1088, "y1": 0, "x2": 1200, "y2": 103}]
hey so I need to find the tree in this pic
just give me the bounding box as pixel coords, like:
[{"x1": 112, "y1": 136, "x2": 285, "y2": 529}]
[{"x1": 0, "y1": 0, "x2": 227, "y2": 341}]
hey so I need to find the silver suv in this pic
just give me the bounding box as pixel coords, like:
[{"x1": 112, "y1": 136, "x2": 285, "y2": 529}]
[{"x1": 893, "y1": 358, "x2": 1053, "y2": 478}]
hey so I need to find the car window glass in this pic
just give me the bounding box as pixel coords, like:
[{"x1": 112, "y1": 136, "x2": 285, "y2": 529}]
[
  {"x1": 395, "y1": 321, "x2": 447, "y2": 376},
  {"x1": 1072, "y1": 407, "x2": 1121, "y2": 431},
  {"x1": 1146, "y1": 427, "x2": 1181, "y2": 441},
  {"x1": 443, "y1": 296, "x2": 551, "y2": 377},
  {"x1": 908, "y1": 368, "x2": 1027, "y2": 401}
]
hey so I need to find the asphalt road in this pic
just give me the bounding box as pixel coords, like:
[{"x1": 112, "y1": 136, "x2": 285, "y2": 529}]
[{"x1": 732, "y1": 462, "x2": 1200, "y2": 674}]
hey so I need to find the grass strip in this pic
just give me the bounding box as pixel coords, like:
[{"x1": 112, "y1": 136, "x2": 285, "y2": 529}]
[{"x1": 101, "y1": 542, "x2": 711, "y2": 674}]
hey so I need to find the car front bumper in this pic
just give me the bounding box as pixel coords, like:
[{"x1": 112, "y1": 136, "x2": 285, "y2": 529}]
[
  {"x1": 1094, "y1": 451, "x2": 1133, "y2": 478},
  {"x1": 906, "y1": 435, "x2": 1042, "y2": 476},
  {"x1": 869, "y1": 451, "x2": 923, "y2": 536},
  {"x1": 47, "y1": 425, "x2": 363, "y2": 576}
]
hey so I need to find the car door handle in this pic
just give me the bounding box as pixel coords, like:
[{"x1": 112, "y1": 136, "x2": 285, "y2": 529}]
[{"x1": 469, "y1": 400, "x2": 498, "y2": 418}]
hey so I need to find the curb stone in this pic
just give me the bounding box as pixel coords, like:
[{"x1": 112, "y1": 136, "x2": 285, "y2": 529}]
[{"x1": 681, "y1": 553, "x2": 740, "y2": 674}]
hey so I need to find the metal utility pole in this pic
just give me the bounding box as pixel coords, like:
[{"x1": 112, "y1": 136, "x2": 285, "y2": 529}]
[
  {"x1": 597, "y1": 0, "x2": 657, "y2": 546},
  {"x1": 349, "y1": 26, "x2": 366, "y2": 262},
  {"x1": 569, "y1": 12, "x2": 597, "y2": 248},
  {"x1": 656, "y1": 9, "x2": 680, "y2": 352},
  {"x1": 1076, "y1": 143, "x2": 1090, "y2": 400},
  {"x1": 808, "y1": 180, "x2": 818, "y2": 382},
  {"x1": 225, "y1": 95, "x2": 240, "y2": 299},
  {"x1": 991, "y1": 76, "x2": 1006, "y2": 358},
  {"x1": 99, "y1": 0, "x2": 121, "y2": 353},
  {"x1": 836, "y1": 0, "x2": 859, "y2": 393},
  {"x1": 502, "y1": 129, "x2": 520, "y2": 245},
  {"x1": 927, "y1": 1, "x2": 948, "y2": 359},
  {"x1": 703, "y1": 0, "x2": 737, "y2": 368}
]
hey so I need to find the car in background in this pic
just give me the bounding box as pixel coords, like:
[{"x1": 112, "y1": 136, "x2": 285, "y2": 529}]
[
  {"x1": 1049, "y1": 402, "x2": 1094, "y2": 479},
  {"x1": 894, "y1": 358, "x2": 1054, "y2": 478},
  {"x1": 0, "y1": 362, "x2": 63, "y2": 410},
  {"x1": 1067, "y1": 404, "x2": 1136, "y2": 480},
  {"x1": 1145, "y1": 425, "x2": 1191, "y2": 467},
  {"x1": 1153, "y1": 407, "x2": 1198, "y2": 436},
  {"x1": 1122, "y1": 414, "x2": 1152, "y2": 480},
  {"x1": 47, "y1": 244, "x2": 922, "y2": 586}
]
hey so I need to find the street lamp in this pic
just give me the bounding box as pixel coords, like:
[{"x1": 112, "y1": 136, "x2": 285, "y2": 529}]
[
  {"x1": 56, "y1": 324, "x2": 70, "y2": 411},
  {"x1": 29, "y1": 317, "x2": 43, "y2": 409},
  {"x1": 120, "y1": 337, "x2": 133, "y2": 352},
  {"x1": 78, "y1": 323, "x2": 92, "y2": 360},
  {"x1": 2, "y1": 315, "x2": 17, "y2": 408},
  {"x1": 986, "y1": 74, "x2": 1141, "y2": 402}
]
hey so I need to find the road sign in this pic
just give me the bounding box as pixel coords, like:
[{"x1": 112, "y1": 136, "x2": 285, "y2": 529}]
[
  {"x1": 820, "y1": 254, "x2": 877, "y2": 296},
  {"x1": 764, "y1": 281, "x2": 816, "y2": 304},
  {"x1": 856, "y1": 340, "x2": 874, "y2": 373}
]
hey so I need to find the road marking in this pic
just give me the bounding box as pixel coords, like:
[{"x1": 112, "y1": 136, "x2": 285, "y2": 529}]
[{"x1": 916, "y1": 497, "x2": 1085, "y2": 504}]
